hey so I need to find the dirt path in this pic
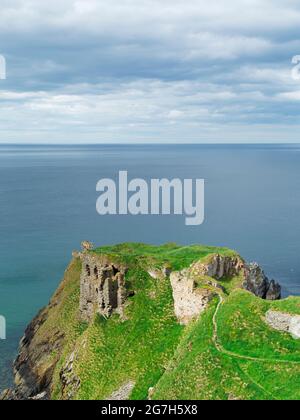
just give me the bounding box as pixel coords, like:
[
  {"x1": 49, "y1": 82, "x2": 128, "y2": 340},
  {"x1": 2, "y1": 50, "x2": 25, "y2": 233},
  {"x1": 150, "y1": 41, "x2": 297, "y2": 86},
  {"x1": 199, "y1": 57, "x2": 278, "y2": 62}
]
[
  {"x1": 212, "y1": 294, "x2": 300, "y2": 400},
  {"x1": 213, "y1": 294, "x2": 300, "y2": 365}
]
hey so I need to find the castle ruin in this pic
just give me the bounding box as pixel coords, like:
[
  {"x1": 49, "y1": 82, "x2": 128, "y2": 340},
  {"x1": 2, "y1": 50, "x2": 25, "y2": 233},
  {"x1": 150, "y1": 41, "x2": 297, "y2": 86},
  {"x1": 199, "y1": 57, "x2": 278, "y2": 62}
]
[{"x1": 78, "y1": 243, "x2": 127, "y2": 322}]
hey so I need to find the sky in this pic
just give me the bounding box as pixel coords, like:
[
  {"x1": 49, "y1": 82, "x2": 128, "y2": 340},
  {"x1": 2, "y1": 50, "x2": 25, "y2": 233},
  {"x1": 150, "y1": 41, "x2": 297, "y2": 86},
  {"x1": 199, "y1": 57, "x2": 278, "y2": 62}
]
[{"x1": 0, "y1": 0, "x2": 300, "y2": 144}]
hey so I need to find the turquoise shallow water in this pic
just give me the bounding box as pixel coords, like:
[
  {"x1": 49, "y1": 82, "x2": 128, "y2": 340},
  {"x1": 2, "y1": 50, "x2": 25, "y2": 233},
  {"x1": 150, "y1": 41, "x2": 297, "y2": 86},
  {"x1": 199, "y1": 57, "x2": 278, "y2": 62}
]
[{"x1": 1, "y1": 143, "x2": 300, "y2": 390}]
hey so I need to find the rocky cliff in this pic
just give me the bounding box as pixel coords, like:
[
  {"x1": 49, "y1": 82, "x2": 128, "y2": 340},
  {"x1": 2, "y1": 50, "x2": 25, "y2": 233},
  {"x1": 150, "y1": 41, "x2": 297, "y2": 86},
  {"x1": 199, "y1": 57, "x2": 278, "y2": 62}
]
[
  {"x1": 1, "y1": 257, "x2": 82, "y2": 400},
  {"x1": 243, "y1": 263, "x2": 281, "y2": 300},
  {"x1": 189, "y1": 254, "x2": 281, "y2": 300},
  {"x1": 2, "y1": 290, "x2": 67, "y2": 400},
  {"x1": 0, "y1": 243, "x2": 286, "y2": 401}
]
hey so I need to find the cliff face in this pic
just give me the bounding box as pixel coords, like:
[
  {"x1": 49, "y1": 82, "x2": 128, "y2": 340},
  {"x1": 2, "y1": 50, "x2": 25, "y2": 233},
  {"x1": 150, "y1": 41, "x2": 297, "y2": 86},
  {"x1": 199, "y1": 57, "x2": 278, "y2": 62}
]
[
  {"x1": 5, "y1": 306, "x2": 64, "y2": 400},
  {"x1": 243, "y1": 263, "x2": 281, "y2": 300},
  {"x1": 189, "y1": 254, "x2": 281, "y2": 301},
  {"x1": 170, "y1": 254, "x2": 281, "y2": 325},
  {"x1": 190, "y1": 254, "x2": 244, "y2": 279},
  {"x1": 2, "y1": 290, "x2": 66, "y2": 400},
  {"x1": 1, "y1": 258, "x2": 82, "y2": 400},
  {"x1": 0, "y1": 243, "x2": 285, "y2": 401}
]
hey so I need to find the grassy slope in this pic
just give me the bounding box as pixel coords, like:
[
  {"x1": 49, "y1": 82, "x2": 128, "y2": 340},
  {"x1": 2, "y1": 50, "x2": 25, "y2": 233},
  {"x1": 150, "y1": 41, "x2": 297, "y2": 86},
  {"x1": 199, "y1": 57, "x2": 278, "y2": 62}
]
[
  {"x1": 27, "y1": 243, "x2": 300, "y2": 400},
  {"x1": 217, "y1": 290, "x2": 300, "y2": 361},
  {"x1": 92, "y1": 242, "x2": 238, "y2": 271},
  {"x1": 216, "y1": 290, "x2": 300, "y2": 400},
  {"x1": 55, "y1": 243, "x2": 235, "y2": 400},
  {"x1": 73, "y1": 267, "x2": 182, "y2": 400},
  {"x1": 154, "y1": 290, "x2": 300, "y2": 400},
  {"x1": 33, "y1": 259, "x2": 85, "y2": 391},
  {"x1": 152, "y1": 301, "x2": 265, "y2": 400},
  {"x1": 51, "y1": 243, "x2": 240, "y2": 399}
]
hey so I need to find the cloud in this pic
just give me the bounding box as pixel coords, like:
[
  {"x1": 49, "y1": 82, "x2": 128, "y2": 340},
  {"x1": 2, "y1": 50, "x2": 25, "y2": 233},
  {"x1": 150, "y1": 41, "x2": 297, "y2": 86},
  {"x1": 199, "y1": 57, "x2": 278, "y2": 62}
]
[
  {"x1": 0, "y1": 0, "x2": 300, "y2": 142},
  {"x1": 277, "y1": 91, "x2": 300, "y2": 101}
]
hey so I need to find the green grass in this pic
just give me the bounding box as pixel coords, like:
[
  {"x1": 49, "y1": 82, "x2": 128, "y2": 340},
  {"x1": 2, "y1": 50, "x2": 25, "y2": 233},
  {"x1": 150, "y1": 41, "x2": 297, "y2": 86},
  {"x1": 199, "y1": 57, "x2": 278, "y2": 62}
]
[
  {"x1": 271, "y1": 296, "x2": 300, "y2": 314},
  {"x1": 237, "y1": 359, "x2": 300, "y2": 400},
  {"x1": 73, "y1": 267, "x2": 183, "y2": 400},
  {"x1": 217, "y1": 290, "x2": 300, "y2": 362},
  {"x1": 31, "y1": 258, "x2": 85, "y2": 400},
  {"x1": 23, "y1": 243, "x2": 300, "y2": 400},
  {"x1": 92, "y1": 242, "x2": 238, "y2": 271},
  {"x1": 153, "y1": 292, "x2": 300, "y2": 400},
  {"x1": 152, "y1": 300, "x2": 267, "y2": 400}
]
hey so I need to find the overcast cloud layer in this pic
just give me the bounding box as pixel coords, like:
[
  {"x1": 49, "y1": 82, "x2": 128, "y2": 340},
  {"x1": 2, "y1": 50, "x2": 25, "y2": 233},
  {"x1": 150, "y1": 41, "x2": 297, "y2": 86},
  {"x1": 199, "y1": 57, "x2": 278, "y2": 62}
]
[{"x1": 1, "y1": 0, "x2": 300, "y2": 143}]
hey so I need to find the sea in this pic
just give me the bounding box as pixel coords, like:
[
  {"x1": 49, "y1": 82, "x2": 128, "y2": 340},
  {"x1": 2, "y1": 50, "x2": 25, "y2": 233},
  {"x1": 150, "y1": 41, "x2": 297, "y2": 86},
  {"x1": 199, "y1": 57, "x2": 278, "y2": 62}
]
[{"x1": 1, "y1": 143, "x2": 300, "y2": 390}]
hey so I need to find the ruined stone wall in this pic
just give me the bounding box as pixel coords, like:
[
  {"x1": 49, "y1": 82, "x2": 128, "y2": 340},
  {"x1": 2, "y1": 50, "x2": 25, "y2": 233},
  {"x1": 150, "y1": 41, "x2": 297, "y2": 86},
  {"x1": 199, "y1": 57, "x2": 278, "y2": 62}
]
[
  {"x1": 79, "y1": 253, "x2": 127, "y2": 322},
  {"x1": 170, "y1": 254, "x2": 282, "y2": 325},
  {"x1": 265, "y1": 310, "x2": 300, "y2": 339},
  {"x1": 170, "y1": 270, "x2": 214, "y2": 325}
]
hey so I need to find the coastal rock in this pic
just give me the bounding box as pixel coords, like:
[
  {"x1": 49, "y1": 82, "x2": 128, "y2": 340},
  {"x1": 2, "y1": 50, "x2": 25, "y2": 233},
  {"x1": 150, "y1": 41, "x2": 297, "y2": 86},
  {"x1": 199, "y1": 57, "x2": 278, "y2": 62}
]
[
  {"x1": 190, "y1": 254, "x2": 244, "y2": 280},
  {"x1": 1, "y1": 244, "x2": 285, "y2": 401},
  {"x1": 29, "y1": 392, "x2": 47, "y2": 400},
  {"x1": 265, "y1": 310, "x2": 300, "y2": 339},
  {"x1": 3, "y1": 305, "x2": 65, "y2": 400},
  {"x1": 243, "y1": 263, "x2": 281, "y2": 300},
  {"x1": 60, "y1": 351, "x2": 81, "y2": 400},
  {"x1": 170, "y1": 254, "x2": 282, "y2": 324},
  {"x1": 0, "y1": 389, "x2": 15, "y2": 400},
  {"x1": 266, "y1": 280, "x2": 282, "y2": 300},
  {"x1": 0, "y1": 258, "x2": 82, "y2": 400}
]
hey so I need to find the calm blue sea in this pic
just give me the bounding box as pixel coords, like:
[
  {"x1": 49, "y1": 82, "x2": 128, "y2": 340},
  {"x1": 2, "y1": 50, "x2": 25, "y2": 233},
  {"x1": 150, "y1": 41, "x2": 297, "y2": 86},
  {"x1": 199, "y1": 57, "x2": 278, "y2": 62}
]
[{"x1": 1, "y1": 143, "x2": 300, "y2": 390}]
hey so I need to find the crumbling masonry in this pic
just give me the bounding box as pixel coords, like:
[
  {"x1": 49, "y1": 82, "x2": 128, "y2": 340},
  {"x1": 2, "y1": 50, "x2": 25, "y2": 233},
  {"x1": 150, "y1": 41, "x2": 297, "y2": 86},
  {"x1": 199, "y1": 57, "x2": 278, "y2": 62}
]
[{"x1": 78, "y1": 249, "x2": 127, "y2": 322}]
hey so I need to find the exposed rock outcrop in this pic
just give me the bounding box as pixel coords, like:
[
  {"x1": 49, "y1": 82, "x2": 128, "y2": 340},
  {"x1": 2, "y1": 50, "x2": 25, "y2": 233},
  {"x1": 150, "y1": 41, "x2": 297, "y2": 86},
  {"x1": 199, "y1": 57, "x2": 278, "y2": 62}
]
[
  {"x1": 107, "y1": 381, "x2": 135, "y2": 400},
  {"x1": 266, "y1": 280, "x2": 282, "y2": 300},
  {"x1": 243, "y1": 263, "x2": 281, "y2": 300},
  {"x1": 1, "y1": 245, "x2": 284, "y2": 401},
  {"x1": 60, "y1": 351, "x2": 81, "y2": 400},
  {"x1": 191, "y1": 254, "x2": 281, "y2": 301},
  {"x1": 79, "y1": 253, "x2": 127, "y2": 322},
  {"x1": 265, "y1": 310, "x2": 300, "y2": 339},
  {"x1": 170, "y1": 270, "x2": 215, "y2": 325},
  {"x1": 0, "y1": 258, "x2": 83, "y2": 401},
  {"x1": 148, "y1": 265, "x2": 172, "y2": 280},
  {"x1": 0, "y1": 389, "x2": 15, "y2": 400},
  {"x1": 190, "y1": 254, "x2": 244, "y2": 280},
  {"x1": 170, "y1": 254, "x2": 282, "y2": 325},
  {"x1": 1, "y1": 304, "x2": 65, "y2": 400},
  {"x1": 190, "y1": 254, "x2": 281, "y2": 300},
  {"x1": 148, "y1": 269, "x2": 164, "y2": 280}
]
